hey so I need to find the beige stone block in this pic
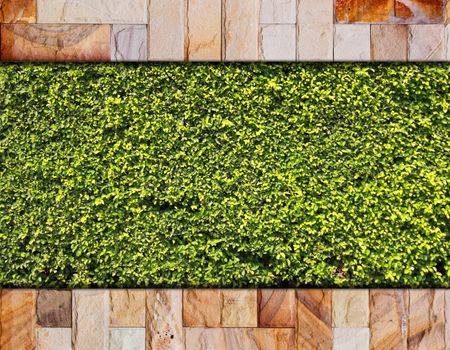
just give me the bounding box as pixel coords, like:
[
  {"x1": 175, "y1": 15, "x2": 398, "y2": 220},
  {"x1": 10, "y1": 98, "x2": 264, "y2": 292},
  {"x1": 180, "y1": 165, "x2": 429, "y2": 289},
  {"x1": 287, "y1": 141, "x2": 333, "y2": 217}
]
[
  {"x1": 223, "y1": 0, "x2": 259, "y2": 61},
  {"x1": 148, "y1": 0, "x2": 185, "y2": 61},
  {"x1": 371, "y1": 25, "x2": 408, "y2": 61},
  {"x1": 446, "y1": 290, "x2": 450, "y2": 350},
  {"x1": 260, "y1": 0, "x2": 297, "y2": 24},
  {"x1": 146, "y1": 290, "x2": 183, "y2": 350},
  {"x1": 37, "y1": 0, "x2": 147, "y2": 24},
  {"x1": 446, "y1": 24, "x2": 450, "y2": 61},
  {"x1": 333, "y1": 328, "x2": 370, "y2": 350},
  {"x1": 258, "y1": 289, "x2": 296, "y2": 328},
  {"x1": 221, "y1": 290, "x2": 257, "y2": 327},
  {"x1": 187, "y1": 0, "x2": 222, "y2": 61},
  {"x1": 109, "y1": 329, "x2": 145, "y2": 350},
  {"x1": 334, "y1": 24, "x2": 371, "y2": 61},
  {"x1": 183, "y1": 290, "x2": 221, "y2": 327},
  {"x1": 72, "y1": 290, "x2": 109, "y2": 350},
  {"x1": 260, "y1": 24, "x2": 296, "y2": 61},
  {"x1": 408, "y1": 25, "x2": 445, "y2": 61},
  {"x1": 109, "y1": 290, "x2": 145, "y2": 327},
  {"x1": 111, "y1": 25, "x2": 147, "y2": 62},
  {"x1": 332, "y1": 289, "x2": 369, "y2": 328},
  {"x1": 36, "y1": 328, "x2": 71, "y2": 350}
]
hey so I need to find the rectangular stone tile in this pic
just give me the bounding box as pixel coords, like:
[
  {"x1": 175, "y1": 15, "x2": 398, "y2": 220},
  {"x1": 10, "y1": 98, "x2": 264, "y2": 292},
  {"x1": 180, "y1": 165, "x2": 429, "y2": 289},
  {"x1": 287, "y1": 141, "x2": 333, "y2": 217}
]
[
  {"x1": 260, "y1": 0, "x2": 297, "y2": 24},
  {"x1": 109, "y1": 290, "x2": 145, "y2": 328},
  {"x1": 185, "y1": 328, "x2": 295, "y2": 350},
  {"x1": 371, "y1": 24, "x2": 408, "y2": 61},
  {"x1": 37, "y1": 290, "x2": 72, "y2": 328},
  {"x1": 221, "y1": 289, "x2": 257, "y2": 327},
  {"x1": 146, "y1": 290, "x2": 183, "y2": 349},
  {"x1": 187, "y1": 0, "x2": 221, "y2": 61},
  {"x1": 332, "y1": 289, "x2": 369, "y2": 327},
  {"x1": 111, "y1": 25, "x2": 147, "y2": 62},
  {"x1": 0, "y1": 24, "x2": 110, "y2": 61},
  {"x1": 369, "y1": 290, "x2": 408, "y2": 350},
  {"x1": 72, "y1": 290, "x2": 109, "y2": 350},
  {"x1": 334, "y1": 24, "x2": 371, "y2": 61},
  {"x1": 37, "y1": 0, "x2": 147, "y2": 24},
  {"x1": 395, "y1": 0, "x2": 443, "y2": 23},
  {"x1": 109, "y1": 329, "x2": 145, "y2": 350},
  {"x1": 408, "y1": 24, "x2": 445, "y2": 61},
  {"x1": 333, "y1": 328, "x2": 370, "y2": 350},
  {"x1": 336, "y1": 0, "x2": 394, "y2": 22},
  {"x1": 297, "y1": 0, "x2": 333, "y2": 61},
  {"x1": 446, "y1": 290, "x2": 450, "y2": 350},
  {"x1": 148, "y1": 0, "x2": 185, "y2": 61},
  {"x1": 446, "y1": 24, "x2": 450, "y2": 60},
  {"x1": 183, "y1": 290, "x2": 221, "y2": 327},
  {"x1": 296, "y1": 289, "x2": 332, "y2": 350},
  {"x1": 260, "y1": 24, "x2": 296, "y2": 61},
  {"x1": 36, "y1": 328, "x2": 71, "y2": 350},
  {"x1": 0, "y1": 0, "x2": 36, "y2": 23},
  {"x1": 223, "y1": 0, "x2": 259, "y2": 61},
  {"x1": 408, "y1": 289, "x2": 445, "y2": 350},
  {"x1": 258, "y1": 289, "x2": 296, "y2": 328},
  {"x1": 0, "y1": 290, "x2": 36, "y2": 350}
]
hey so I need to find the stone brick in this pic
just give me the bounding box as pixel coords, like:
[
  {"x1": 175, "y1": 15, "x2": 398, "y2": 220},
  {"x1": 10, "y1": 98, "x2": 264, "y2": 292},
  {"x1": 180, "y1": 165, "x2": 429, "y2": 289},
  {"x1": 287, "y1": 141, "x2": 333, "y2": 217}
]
[
  {"x1": 260, "y1": 24, "x2": 296, "y2": 61},
  {"x1": 183, "y1": 289, "x2": 221, "y2": 327},
  {"x1": 408, "y1": 24, "x2": 445, "y2": 61},
  {"x1": 334, "y1": 24, "x2": 371, "y2": 61},
  {"x1": 260, "y1": 0, "x2": 297, "y2": 24},
  {"x1": 371, "y1": 24, "x2": 408, "y2": 61},
  {"x1": 109, "y1": 290, "x2": 145, "y2": 328},
  {"x1": 336, "y1": 0, "x2": 395, "y2": 22},
  {"x1": 37, "y1": 290, "x2": 72, "y2": 328},
  {"x1": 394, "y1": 0, "x2": 443, "y2": 23},
  {"x1": 333, "y1": 328, "x2": 370, "y2": 350},
  {"x1": 109, "y1": 329, "x2": 145, "y2": 350},
  {"x1": 221, "y1": 290, "x2": 257, "y2": 327},
  {"x1": 111, "y1": 25, "x2": 147, "y2": 62},
  {"x1": 258, "y1": 289, "x2": 296, "y2": 327},
  {"x1": 36, "y1": 328, "x2": 72, "y2": 350},
  {"x1": 332, "y1": 289, "x2": 369, "y2": 327},
  {"x1": 0, "y1": 0, "x2": 36, "y2": 23}
]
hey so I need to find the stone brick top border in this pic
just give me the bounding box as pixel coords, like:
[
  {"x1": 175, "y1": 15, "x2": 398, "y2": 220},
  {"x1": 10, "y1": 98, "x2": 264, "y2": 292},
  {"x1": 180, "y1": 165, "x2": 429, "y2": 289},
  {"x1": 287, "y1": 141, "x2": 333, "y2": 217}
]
[
  {"x1": 0, "y1": 0, "x2": 450, "y2": 61},
  {"x1": 1, "y1": 288, "x2": 449, "y2": 349}
]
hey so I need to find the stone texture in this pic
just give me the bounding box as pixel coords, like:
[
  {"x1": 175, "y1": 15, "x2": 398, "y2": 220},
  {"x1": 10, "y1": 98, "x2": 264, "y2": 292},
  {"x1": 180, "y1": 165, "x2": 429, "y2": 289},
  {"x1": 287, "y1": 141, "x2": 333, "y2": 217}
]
[
  {"x1": 109, "y1": 290, "x2": 145, "y2": 327},
  {"x1": 146, "y1": 289, "x2": 183, "y2": 350},
  {"x1": 183, "y1": 289, "x2": 221, "y2": 327},
  {"x1": 446, "y1": 290, "x2": 450, "y2": 350},
  {"x1": 371, "y1": 24, "x2": 408, "y2": 61},
  {"x1": 332, "y1": 289, "x2": 369, "y2": 327},
  {"x1": 297, "y1": 0, "x2": 333, "y2": 61},
  {"x1": 260, "y1": 0, "x2": 297, "y2": 24},
  {"x1": 221, "y1": 290, "x2": 258, "y2": 327},
  {"x1": 336, "y1": 0, "x2": 395, "y2": 22},
  {"x1": 0, "y1": 0, "x2": 36, "y2": 23},
  {"x1": 72, "y1": 290, "x2": 109, "y2": 350},
  {"x1": 187, "y1": 0, "x2": 221, "y2": 61},
  {"x1": 369, "y1": 290, "x2": 408, "y2": 350},
  {"x1": 0, "y1": 24, "x2": 110, "y2": 61},
  {"x1": 37, "y1": 0, "x2": 147, "y2": 24},
  {"x1": 36, "y1": 328, "x2": 72, "y2": 350},
  {"x1": 223, "y1": 0, "x2": 259, "y2": 61},
  {"x1": 260, "y1": 24, "x2": 296, "y2": 61},
  {"x1": 446, "y1": 24, "x2": 450, "y2": 60},
  {"x1": 37, "y1": 290, "x2": 72, "y2": 328},
  {"x1": 185, "y1": 328, "x2": 295, "y2": 350},
  {"x1": 296, "y1": 289, "x2": 332, "y2": 350},
  {"x1": 258, "y1": 289, "x2": 296, "y2": 328},
  {"x1": 148, "y1": 0, "x2": 185, "y2": 61},
  {"x1": 394, "y1": 0, "x2": 443, "y2": 23},
  {"x1": 334, "y1": 24, "x2": 371, "y2": 61},
  {"x1": 408, "y1": 24, "x2": 445, "y2": 61},
  {"x1": 408, "y1": 289, "x2": 445, "y2": 350},
  {"x1": 0, "y1": 290, "x2": 36, "y2": 350},
  {"x1": 109, "y1": 329, "x2": 145, "y2": 350},
  {"x1": 333, "y1": 328, "x2": 370, "y2": 350},
  {"x1": 111, "y1": 25, "x2": 147, "y2": 62}
]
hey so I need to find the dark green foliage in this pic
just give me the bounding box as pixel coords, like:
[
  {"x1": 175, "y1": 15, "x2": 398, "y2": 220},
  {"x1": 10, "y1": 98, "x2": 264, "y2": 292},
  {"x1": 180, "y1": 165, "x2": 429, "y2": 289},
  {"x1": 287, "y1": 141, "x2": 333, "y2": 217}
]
[{"x1": 0, "y1": 63, "x2": 449, "y2": 288}]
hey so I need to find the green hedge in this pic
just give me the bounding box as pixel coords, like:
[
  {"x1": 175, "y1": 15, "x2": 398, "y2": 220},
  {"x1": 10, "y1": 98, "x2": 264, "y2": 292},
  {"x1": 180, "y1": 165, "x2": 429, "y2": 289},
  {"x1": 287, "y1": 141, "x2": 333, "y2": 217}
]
[{"x1": 0, "y1": 63, "x2": 449, "y2": 288}]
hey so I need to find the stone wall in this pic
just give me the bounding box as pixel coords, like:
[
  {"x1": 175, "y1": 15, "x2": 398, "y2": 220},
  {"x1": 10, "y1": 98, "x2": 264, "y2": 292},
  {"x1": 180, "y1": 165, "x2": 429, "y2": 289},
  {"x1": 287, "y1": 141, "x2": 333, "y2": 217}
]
[{"x1": 0, "y1": 0, "x2": 449, "y2": 61}]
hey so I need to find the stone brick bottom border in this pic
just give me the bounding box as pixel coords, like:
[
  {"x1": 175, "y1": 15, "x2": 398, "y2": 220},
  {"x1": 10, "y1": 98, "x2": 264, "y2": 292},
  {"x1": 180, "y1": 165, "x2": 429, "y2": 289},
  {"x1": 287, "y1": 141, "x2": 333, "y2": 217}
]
[{"x1": 0, "y1": 289, "x2": 449, "y2": 349}]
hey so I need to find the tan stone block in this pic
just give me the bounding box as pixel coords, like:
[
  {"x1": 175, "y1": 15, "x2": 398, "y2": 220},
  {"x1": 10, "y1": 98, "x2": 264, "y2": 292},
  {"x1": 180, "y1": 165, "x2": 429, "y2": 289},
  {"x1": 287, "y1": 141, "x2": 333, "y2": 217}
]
[
  {"x1": 221, "y1": 289, "x2": 257, "y2": 327},
  {"x1": 148, "y1": 0, "x2": 185, "y2": 61},
  {"x1": 408, "y1": 24, "x2": 445, "y2": 61},
  {"x1": 111, "y1": 25, "x2": 147, "y2": 62},
  {"x1": 446, "y1": 290, "x2": 450, "y2": 350},
  {"x1": 394, "y1": 0, "x2": 443, "y2": 23},
  {"x1": 258, "y1": 289, "x2": 296, "y2": 327},
  {"x1": 72, "y1": 290, "x2": 109, "y2": 350},
  {"x1": 260, "y1": 0, "x2": 297, "y2": 24},
  {"x1": 260, "y1": 24, "x2": 296, "y2": 61},
  {"x1": 0, "y1": 290, "x2": 36, "y2": 350},
  {"x1": 334, "y1": 24, "x2": 371, "y2": 61},
  {"x1": 109, "y1": 290, "x2": 145, "y2": 327},
  {"x1": 371, "y1": 25, "x2": 408, "y2": 61},
  {"x1": 446, "y1": 24, "x2": 450, "y2": 60},
  {"x1": 335, "y1": 0, "x2": 395, "y2": 22},
  {"x1": 146, "y1": 290, "x2": 183, "y2": 349},
  {"x1": 37, "y1": 0, "x2": 147, "y2": 24},
  {"x1": 0, "y1": 24, "x2": 110, "y2": 61},
  {"x1": 0, "y1": 0, "x2": 35, "y2": 23},
  {"x1": 333, "y1": 328, "x2": 370, "y2": 350},
  {"x1": 183, "y1": 289, "x2": 221, "y2": 327},
  {"x1": 223, "y1": 0, "x2": 259, "y2": 61},
  {"x1": 408, "y1": 289, "x2": 445, "y2": 350},
  {"x1": 109, "y1": 329, "x2": 145, "y2": 350},
  {"x1": 332, "y1": 289, "x2": 369, "y2": 327},
  {"x1": 36, "y1": 328, "x2": 71, "y2": 350},
  {"x1": 37, "y1": 290, "x2": 72, "y2": 328},
  {"x1": 369, "y1": 290, "x2": 408, "y2": 350},
  {"x1": 187, "y1": 0, "x2": 221, "y2": 61}
]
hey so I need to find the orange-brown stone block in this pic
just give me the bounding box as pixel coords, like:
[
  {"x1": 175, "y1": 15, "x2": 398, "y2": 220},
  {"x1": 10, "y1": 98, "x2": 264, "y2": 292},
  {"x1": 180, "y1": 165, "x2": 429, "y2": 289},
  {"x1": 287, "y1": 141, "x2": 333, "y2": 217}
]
[
  {"x1": 0, "y1": 24, "x2": 110, "y2": 61},
  {"x1": 395, "y1": 0, "x2": 443, "y2": 23},
  {"x1": 336, "y1": 0, "x2": 395, "y2": 22},
  {"x1": 258, "y1": 289, "x2": 296, "y2": 328},
  {"x1": 183, "y1": 289, "x2": 221, "y2": 327},
  {"x1": 0, "y1": 0, "x2": 36, "y2": 23}
]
